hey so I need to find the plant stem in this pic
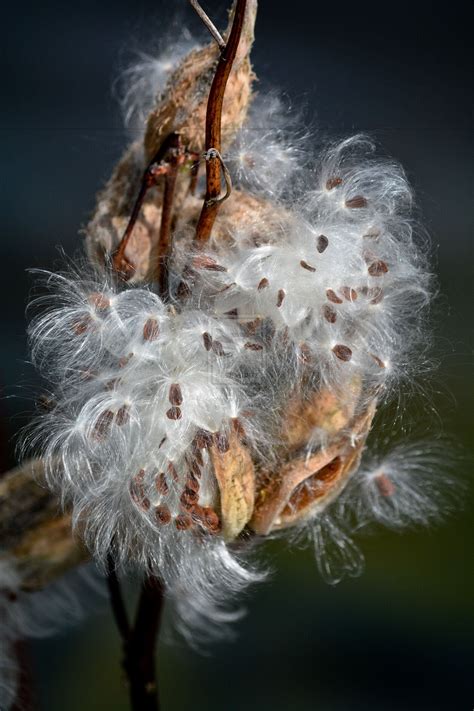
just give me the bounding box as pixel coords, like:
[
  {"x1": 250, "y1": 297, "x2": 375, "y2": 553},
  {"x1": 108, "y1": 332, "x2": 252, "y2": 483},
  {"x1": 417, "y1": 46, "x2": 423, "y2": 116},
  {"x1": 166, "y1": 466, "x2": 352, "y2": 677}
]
[{"x1": 195, "y1": 0, "x2": 248, "y2": 243}]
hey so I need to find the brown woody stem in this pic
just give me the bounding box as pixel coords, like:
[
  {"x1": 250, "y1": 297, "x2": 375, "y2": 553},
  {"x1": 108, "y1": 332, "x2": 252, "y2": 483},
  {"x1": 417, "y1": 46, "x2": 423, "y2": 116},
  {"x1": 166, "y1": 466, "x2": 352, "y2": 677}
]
[
  {"x1": 107, "y1": 558, "x2": 164, "y2": 711},
  {"x1": 194, "y1": 0, "x2": 248, "y2": 243}
]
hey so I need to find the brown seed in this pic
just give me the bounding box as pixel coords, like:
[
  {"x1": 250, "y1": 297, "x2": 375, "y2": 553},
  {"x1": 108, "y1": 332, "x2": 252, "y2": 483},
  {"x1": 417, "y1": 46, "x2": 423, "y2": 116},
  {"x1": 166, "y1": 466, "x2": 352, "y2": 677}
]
[
  {"x1": 37, "y1": 394, "x2": 56, "y2": 412},
  {"x1": 363, "y1": 227, "x2": 381, "y2": 240},
  {"x1": 158, "y1": 436, "x2": 167, "y2": 449},
  {"x1": 118, "y1": 353, "x2": 133, "y2": 368},
  {"x1": 323, "y1": 304, "x2": 337, "y2": 323},
  {"x1": 73, "y1": 316, "x2": 92, "y2": 336},
  {"x1": 368, "y1": 286, "x2": 384, "y2": 304},
  {"x1": 326, "y1": 288, "x2": 343, "y2": 304},
  {"x1": 115, "y1": 404, "x2": 130, "y2": 426},
  {"x1": 169, "y1": 383, "x2": 183, "y2": 406},
  {"x1": 212, "y1": 340, "x2": 225, "y2": 356},
  {"x1": 276, "y1": 289, "x2": 286, "y2": 307},
  {"x1": 297, "y1": 342, "x2": 312, "y2": 364},
  {"x1": 316, "y1": 235, "x2": 329, "y2": 253},
  {"x1": 155, "y1": 505, "x2": 171, "y2": 525},
  {"x1": 185, "y1": 474, "x2": 200, "y2": 493},
  {"x1": 92, "y1": 410, "x2": 114, "y2": 440},
  {"x1": 166, "y1": 406, "x2": 182, "y2": 420},
  {"x1": 346, "y1": 195, "x2": 368, "y2": 209},
  {"x1": 155, "y1": 472, "x2": 169, "y2": 496},
  {"x1": 193, "y1": 448, "x2": 204, "y2": 467},
  {"x1": 326, "y1": 177, "x2": 343, "y2": 190},
  {"x1": 193, "y1": 506, "x2": 221, "y2": 534},
  {"x1": 214, "y1": 432, "x2": 230, "y2": 453},
  {"x1": 370, "y1": 353, "x2": 386, "y2": 368},
  {"x1": 244, "y1": 342, "x2": 264, "y2": 351},
  {"x1": 374, "y1": 472, "x2": 396, "y2": 497},
  {"x1": 174, "y1": 513, "x2": 193, "y2": 530},
  {"x1": 231, "y1": 417, "x2": 246, "y2": 438},
  {"x1": 332, "y1": 344, "x2": 353, "y2": 361},
  {"x1": 340, "y1": 286, "x2": 358, "y2": 302},
  {"x1": 224, "y1": 308, "x2": 239, "y2": 319},
  {"x1": 257, "y1": 277, "x2": 269, "y2": 290},
  {"x1": 143, "y1": 318, "x2": 160, "y2": 341},
  {"x1": 368, "y1": 260, "x2": 389, "y2": 276},
  {"x1": 202, "y1": 332, "x2": 213, "y2": 351},
  {"x1": 192, "y1": 255, "x2": 227, "y2": 272},
  {"x1": 300, "y1": 260, "x2": 316, "y2": 272},
  {"x1": 195, "y1": 429, "x2": 213, "y2": 449},
  {"x1": 180, "y1": 488, "x2": 199, "y2": 510},
  {"x1": 88, "y1": 292, "x2": 110, "y2": 311},
  {"x1": 244, "y1": 318, "x2": 261, "y2": 334},
  {"x1": 167, "y1": 462, "x2": 178, "y2": 481}
]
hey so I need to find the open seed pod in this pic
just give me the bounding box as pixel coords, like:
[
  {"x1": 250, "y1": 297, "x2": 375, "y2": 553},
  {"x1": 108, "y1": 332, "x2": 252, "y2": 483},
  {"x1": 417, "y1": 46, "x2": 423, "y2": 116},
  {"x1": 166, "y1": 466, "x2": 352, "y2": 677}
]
[{"x1": 85, "y1": 0, "x2": 258, "y2": 281}]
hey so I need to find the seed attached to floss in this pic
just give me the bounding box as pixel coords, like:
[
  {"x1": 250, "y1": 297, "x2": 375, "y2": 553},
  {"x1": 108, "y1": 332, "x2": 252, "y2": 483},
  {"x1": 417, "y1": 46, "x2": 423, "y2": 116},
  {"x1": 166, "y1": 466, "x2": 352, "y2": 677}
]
[
  {"x1": 332, "y1": 344, "x2": 353, "y2": 362},
  {"x1": 297, "y1": 342, "x2": 312, "y2": 365},
  {"x1": 155, "y1": 505, "x2": 171, "y2": 525},
  {"x1": 231, "y1": 417, "x2": 246, "y2": 438},
  {"x1": 143, "y1": 317, "x2": 160, "y2": 341},
  {"x1": 88, "y1": 292, "x2": 110, "y2": 311},
  {"x1": 370, "y1": 353, "x2": 386, "y2": 368},
  {"x1": 374, "y1": 472, "x2": 396, "y2": 497},
  {"x1": 323, "y1": 304, "x2": 337, "y2": 324},
  {"x1": 326, "y1": 288, "x2": 343, "y2": 304},
  {"x1": 166, "y1": 406, "x2": 182, "y2": 420},
  {"x1": 340, "y1": 286, "x2": 358, "y2": 302},
  {"x1": 214, "y1": 431, "x2": 230, "y2": 453},
  {"x1": 192, "y1": 255, "x2": 227, "y2": 272},
  {"x1": 92, "y1": 410, "x2": 114, "y2": 440},
  {"x1": 155, "y1": 472, "x2": 169, "y2": 496},
  {"x1": 368, "y1": 286, "x2": 384, "y2": 305},
  {"x1": 115, "y1": 404, "x2": 130, "y2": 426},
  {"x1": 345, "y1": 195, "x2": 368, "y2": 209},
  {"x1": 193, "y1": 506, "x2": 221, "y2": 534},
  {"x1": 118, "y1": 353, "x2": 133, "y2": 368},
  {"x1": 202, "y1": 332, "x2": 213, "y2": 351},
  {"x1": 73, "y1": 316, "x2": 92, "y2": 336},
  {"x1": 257, "y1": 277, "x2": 269, "y2": 290},
  {"x1": 169, "y1": 383, "x2": 183, "y2": 406},
  {"x1": 316, "y1": 235, "x2": 329, "y2": 253},
  {"x1": 174, "y1": 513, "x2": 193, "y2": 531},
  {"x1": 244, "y1": 341, "x2": 264, "y2": 351},
  {"x1": 368, "y1": 260, "x2": 389, "y2": 276},
  {"x1": 276, "y1": 289, "x2": 286, "y2": 307},
  {"x1": 300, "y1": 260, "x2": 316, "y2": 272},
  {"x1": 326, "y1": 176, "x2": 343, "y2": 190},
  {"x1": 212, "y1": 340, "x2": 225, "y2": 356},
  {"x1": 195, "y1": 429, "x2": 213, "y2": 449}
]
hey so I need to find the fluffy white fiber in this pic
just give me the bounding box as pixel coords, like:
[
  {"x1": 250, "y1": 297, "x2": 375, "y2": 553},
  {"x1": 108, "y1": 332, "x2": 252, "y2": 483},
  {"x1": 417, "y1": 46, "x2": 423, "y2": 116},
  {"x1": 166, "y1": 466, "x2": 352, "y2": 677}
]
[{"x1": 21, "y1": 45, "x2": 451, "y2": 644}]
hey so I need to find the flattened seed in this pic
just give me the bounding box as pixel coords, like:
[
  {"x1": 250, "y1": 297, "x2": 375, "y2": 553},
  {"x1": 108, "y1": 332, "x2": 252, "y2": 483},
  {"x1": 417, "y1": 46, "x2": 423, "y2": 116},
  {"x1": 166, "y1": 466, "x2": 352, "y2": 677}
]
[
  {"x1": 298, "y1": 342, "x2": 312, "y2": 364},
  {"x1": 115, "y1": 404, "x2": 130, "y2": 426},
  {"x1": 332, "y1": 344, "x2": 352, "y2": 361},
  {"x1": 118, "y1": 353, "x2": 133, "y2": 368},
  {"x1": 368, "y1": 260, "x2": 389, "y2": 276},
  {"x1": 73, "y1": 316, "x2": 92, "y2": 336},
  {"x1": 155, "y1": 472, "x2": 169, "y2": 496},
  {"x1": 169, "y1": 383, "x2": 183, "y2": 406},
  {"x1": 326, "y1": 177, "x2": 343, "y2": 190},
  {"x1": 316, "y1": 235, "x2": 329, "y2": 253},
  {"x1": 167, "y1": 462, "x2": 178, "y2": 481},
  {"x1": 224, "y1": 308, "x2": 239, "y2": 319},
  {"x1": 93, "y1": 410, "x2": 114, "y2": 440},
  {"x1": 193, "y1": 506, "x2": 221, "y2": 534},
  {"x1": 345, "y1": 195, "x2": 368, "y2": 209},
  {"x1": 231, "y1": 417, "x2": 246, "y2": 438},
  {"x1": 244, "y1": 342, "x2": 264, "y2": 351},
  {"x1": 192, "y1": 255, "x2": 227, "y2": 272},
  {"x1": 326, "y1": 288, "x2": 343, "y2": 304},
  {"x1": 166, "y1": 406, "x2": 182, "y2": 420},
  {"x1": 368, "y1": 287, "x2": 384, "y2": 304},
  {"x1": 276, "y1": 289, "x2": 286, "y2": 307},
  {"x1": 180, "y1": 488, "x2": 199, "y2": 510},
  {"x1": 212, "y1": 340, "x2": 225, "y2": 356},
  {"x1": 370, "y1": 353, "x2": 385, "y2": 368},
  {"x1": 214, "y1": 432, "x2": 230, "y2": 453},
  {"x1": 202, "y1": 332, "x2": 213, "y2": 351},
  {"x1": 258, "y1": 277, "x2": 269, "y2": 290},
  {"x1": 374, "y1": 473, "x2": 396, "y2": 497},
  {"x1": 175, "y1": 513, "x2": 193, "y2": 530},
  {"x1": 300, "y1": 260, "x2": 316, "y2": 272},
  {"x1": 323, "y1": 304, "x2": 337, "y2": 323},
  {"x1": 155, "y1": 505, "x2": 171, "y2": 525},
  {"x1": 195, "y1": 429, "x2": 213, "y2": 449},
  {"x1": 88, "y1": 292, "x2": 110, "y2": 311},
  {"x1": 143, "y1": 318, "x2": 160, "y2": 341},
  {"x1": 340, "y1": 286, "x2": 358, "y2": 301}
]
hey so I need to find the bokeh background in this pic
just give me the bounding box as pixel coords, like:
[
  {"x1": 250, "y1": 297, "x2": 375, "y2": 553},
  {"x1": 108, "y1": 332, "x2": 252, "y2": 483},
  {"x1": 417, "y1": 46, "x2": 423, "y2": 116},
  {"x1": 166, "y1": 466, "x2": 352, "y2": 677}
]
[{"x1": 2, "y1": 0, "x2": 473, "y2": 709}]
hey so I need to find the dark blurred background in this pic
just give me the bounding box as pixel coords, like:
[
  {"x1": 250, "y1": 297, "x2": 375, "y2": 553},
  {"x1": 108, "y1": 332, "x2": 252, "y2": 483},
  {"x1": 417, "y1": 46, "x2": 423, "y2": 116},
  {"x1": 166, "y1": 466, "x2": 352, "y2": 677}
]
[{"x1": 2, "y1": 1, "x2": 473, "y2": 709}]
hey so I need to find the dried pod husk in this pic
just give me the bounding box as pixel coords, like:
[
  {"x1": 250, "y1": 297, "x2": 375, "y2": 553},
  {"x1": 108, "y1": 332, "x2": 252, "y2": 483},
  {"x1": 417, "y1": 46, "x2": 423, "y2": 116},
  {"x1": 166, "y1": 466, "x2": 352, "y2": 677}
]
[
  {"x1": 210, "y1": 432, "x2": 255, "y2": 541},
  {"x1": 0, "y1": 460, "x2": 86, "y2": 590},
  {"x1": 85, "y1": 1, "x2": 258, "y2": 280},
  {"x1": 250, "y1": 402, "x2": 376, "y2": 535}
]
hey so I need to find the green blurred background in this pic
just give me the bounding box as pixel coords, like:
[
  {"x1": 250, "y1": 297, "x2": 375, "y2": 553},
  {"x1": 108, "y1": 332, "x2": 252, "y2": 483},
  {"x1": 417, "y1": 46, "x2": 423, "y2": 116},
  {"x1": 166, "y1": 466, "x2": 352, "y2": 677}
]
[{"x1": 2, "y1": 0, "x2": 473, "y2": 709}]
